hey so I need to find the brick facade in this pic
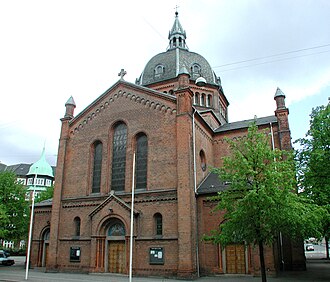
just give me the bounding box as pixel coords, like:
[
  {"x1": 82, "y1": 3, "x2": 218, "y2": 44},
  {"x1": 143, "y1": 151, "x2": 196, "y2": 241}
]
[{"x1": 31, "y1": 13, "x2": 305, "y2": 279}]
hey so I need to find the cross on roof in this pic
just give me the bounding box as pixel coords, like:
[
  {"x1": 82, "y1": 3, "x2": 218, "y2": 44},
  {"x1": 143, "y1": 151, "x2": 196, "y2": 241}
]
[
  {"x1": 175, "y1": 5, "x2": 179, "y2": 15},
  {"x1": 118, "y1": 69, "x2": 127, "y2": 80}
]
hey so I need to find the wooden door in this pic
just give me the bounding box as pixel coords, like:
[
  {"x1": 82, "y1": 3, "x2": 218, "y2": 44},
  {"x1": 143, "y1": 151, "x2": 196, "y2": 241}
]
[
  {"x1": 108, "y1": 241, "x2": 126, "y2": 274},
  {"x1": 226, "y1": 244, "x2": 246, "y2": 274}
]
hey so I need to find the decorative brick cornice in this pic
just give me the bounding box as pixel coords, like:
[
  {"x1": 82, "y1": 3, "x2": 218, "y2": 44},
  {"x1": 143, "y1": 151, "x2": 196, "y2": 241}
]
[{"x1": 70, "y1": 90, "x2": 177, "y2": 136}]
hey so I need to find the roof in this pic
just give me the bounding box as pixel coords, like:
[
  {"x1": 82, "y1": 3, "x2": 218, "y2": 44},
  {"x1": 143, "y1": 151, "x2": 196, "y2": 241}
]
[
  {"x1": 215, "y1": 116, "x2": 277, "y2": 133},
  {"x1": 27, "y1": 147, "x2": 54, "y2": 177},
  {"x1": 197, "y1": 172, "x2": 229, "y2": 195},
  {"x1": 35, "y1": 198, "x2": 53, "y2": 207},
  {"x1": 0, "y1": 163, "x2": 31, "y2": 176},
  {"x1": 136, "y1": 12, "x2": 220, "y2": 87}
]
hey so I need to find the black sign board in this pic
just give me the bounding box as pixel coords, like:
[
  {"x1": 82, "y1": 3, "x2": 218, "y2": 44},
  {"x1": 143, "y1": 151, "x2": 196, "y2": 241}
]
[
  {"x1": 149, "y1": 247, "x2": 164, "y2": 265},
  {"x1": 70, "y1": 246, "x2": 81, "y2": 262}
]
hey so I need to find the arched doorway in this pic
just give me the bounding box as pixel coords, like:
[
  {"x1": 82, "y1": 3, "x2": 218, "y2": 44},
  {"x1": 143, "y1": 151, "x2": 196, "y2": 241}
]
[
  {"x1": 41, "y1": 229, "x2": 50, "y2": 267},
  {"x1": 106, "y1": 219, "x2": 126, "y2": 274}
]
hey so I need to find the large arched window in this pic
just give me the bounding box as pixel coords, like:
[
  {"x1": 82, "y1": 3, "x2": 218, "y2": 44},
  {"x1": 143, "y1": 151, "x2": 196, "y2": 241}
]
[
  {"x1": 135, "y1": 133, "x2": 148, "y2": 190},
  {"x1": 92, "y1": 141, "x2": 102, "y2": 193},
  {"x1": 111, "y1": 123, "x2": 127, "y2": 191},
  {"x1": 154, "y1": 213, "x2": 163, "y2": 236},
  {"x1": 74, "y1": 217, "x2": 81, "y2": 237}
]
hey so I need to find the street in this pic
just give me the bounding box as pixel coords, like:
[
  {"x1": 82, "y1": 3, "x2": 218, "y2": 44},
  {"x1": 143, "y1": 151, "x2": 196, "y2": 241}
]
[{"x1": 1, "y1": 255, "x2": 330, "y2": 282}]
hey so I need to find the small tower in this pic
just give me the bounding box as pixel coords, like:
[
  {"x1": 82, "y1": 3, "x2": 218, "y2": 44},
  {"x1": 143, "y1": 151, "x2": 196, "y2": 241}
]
[
  {"x1": 64, "y1": 96, "x2": 76, "y2": 119},
  {"x1": 167, "y1": 12, "x2": 188, "y2": 50},
  {"x1": 274, "y1": 87, "x2": 292, "y2": 150}
]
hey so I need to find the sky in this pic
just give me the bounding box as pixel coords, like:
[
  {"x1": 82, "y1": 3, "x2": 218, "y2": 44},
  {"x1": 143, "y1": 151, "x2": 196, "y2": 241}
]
[{"x1": 0, "y1": 0, "x2": 329, "y2": 166}]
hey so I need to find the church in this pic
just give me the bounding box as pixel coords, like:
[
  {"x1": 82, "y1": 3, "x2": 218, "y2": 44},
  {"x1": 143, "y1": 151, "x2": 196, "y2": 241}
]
[{"x1": 30, "y1": 12, "x2": 305, "y2": 278}]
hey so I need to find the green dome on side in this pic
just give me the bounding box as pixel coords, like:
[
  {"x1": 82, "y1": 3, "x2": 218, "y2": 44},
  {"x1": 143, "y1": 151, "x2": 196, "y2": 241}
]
[{"x1": 27, "y1": 147, "x2": 54, "y2": 177}]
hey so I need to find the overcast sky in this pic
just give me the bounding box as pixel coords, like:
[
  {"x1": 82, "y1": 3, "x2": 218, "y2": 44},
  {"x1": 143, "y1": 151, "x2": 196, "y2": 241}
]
[{"x1": 0, "y1": 0, "x2": 329, "y2": 166}]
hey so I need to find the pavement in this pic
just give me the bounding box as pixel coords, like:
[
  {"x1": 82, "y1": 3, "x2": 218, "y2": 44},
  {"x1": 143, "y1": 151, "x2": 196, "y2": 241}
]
[{"x1": 0, "y1": 256, "x2": 330, "y2": 282}]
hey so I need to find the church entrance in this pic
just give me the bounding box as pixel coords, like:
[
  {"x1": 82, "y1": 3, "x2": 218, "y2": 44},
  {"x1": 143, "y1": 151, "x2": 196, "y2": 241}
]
[
  {"x1": 106, "y1": 219, "x2": 126, "y2": 274},
  {"x1": 108, "y1": 241, "x2": 125, "y2": 273},
  {"x1": 225, "y1": 244, "x2": 246, "y2": 274}
]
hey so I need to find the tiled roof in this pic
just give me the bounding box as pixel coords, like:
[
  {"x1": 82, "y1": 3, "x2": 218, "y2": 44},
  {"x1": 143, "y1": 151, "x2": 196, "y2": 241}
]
[
  {"x1": 215, "y1": 116, "x2": 277, "y2": 133},
  {"x1": 197, "y1": 172, "x2": 229, "y2": 195}
]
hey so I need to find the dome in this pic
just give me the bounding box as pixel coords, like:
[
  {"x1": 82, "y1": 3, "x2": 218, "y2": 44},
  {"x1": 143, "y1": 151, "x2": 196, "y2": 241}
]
[
  {"x1": 136, "y1": 12, "x2": 221, "y2": 87},
  {"x1": 27, "y1": 147, "x2": 54, "y2": 177}
]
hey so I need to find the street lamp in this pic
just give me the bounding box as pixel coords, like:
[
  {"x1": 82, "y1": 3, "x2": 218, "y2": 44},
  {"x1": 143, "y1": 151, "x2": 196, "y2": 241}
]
[{"x1": 25, "y1": 167, "x2": 38, "y2": 280}]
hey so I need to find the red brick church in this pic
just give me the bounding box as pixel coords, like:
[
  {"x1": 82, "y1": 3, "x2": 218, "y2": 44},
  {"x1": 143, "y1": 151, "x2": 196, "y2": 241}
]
[{"x1": 31, "y1": 12, "x2": 305, "y2": 278}]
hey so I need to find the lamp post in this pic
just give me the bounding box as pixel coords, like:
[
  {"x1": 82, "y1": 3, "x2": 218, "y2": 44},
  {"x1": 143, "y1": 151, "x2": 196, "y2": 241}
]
[{"x1": 25, "y1": 167, "x2": 38, "y2": 280}]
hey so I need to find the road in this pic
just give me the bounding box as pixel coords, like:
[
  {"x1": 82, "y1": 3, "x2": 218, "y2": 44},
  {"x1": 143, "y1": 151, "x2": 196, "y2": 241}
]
[{"x1": 1, "y1": 255, "x2": 330, "y2": 281}]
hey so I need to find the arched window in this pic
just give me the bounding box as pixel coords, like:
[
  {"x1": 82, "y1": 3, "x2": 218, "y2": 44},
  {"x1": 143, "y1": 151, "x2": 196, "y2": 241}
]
[
  {"x1": 43, "y1": 229, "x2": 50, "y2": 241},
  {"x1": 201, "y1": 93, "x2": 206, "y2": 106},
  {"x1": 194, "y1": 92, "x2": 200, "y2": 105},
  {"x1": 207, "y1": 94, "x2": 212, "y2": 107},
  {"x1": 155, "y1": 65, "x2": 165, "y2": 77},
  {"x1": 111, "y1": 123, "x2": 127, "y2": 191},
  {"x1": 74, "y1": 217, "x2": 81, "y2": 237},
  {"x1": 135, "y1": 133, "x2": 148, "y2": 190},
  {"x1": 191, "y1": 63, "x2": 201, "y2": 78},
  {"x1": 108, "y1": 221, "x2": 125, "y2": 236},
  {"x1": 154, "y1": 213, "x2": 163, "y2": 236},
  {"x1": 92, "y1": 141, "x2": 102, "y2": 193},
  {"x1": 200, "y1": 150, "x2": 206, "y2": 171}
]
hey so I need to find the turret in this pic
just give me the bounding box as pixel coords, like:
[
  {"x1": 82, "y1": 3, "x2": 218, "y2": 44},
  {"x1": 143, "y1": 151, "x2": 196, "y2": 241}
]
[
  {"x1": 64, "y1": 96, "x2": 76, "y2": 119},
  {"x1": 167, "y1": 12, "x2": 188, "y2": 50},
  {"x1": 274, "y1": 87, "x2": 291, "y2": 150}
]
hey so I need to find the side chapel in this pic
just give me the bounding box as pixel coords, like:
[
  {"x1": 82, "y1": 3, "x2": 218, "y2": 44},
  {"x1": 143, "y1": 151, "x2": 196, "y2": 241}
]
[{"x1": 31, "y1": 12, "x2": 305, "y2": 278}]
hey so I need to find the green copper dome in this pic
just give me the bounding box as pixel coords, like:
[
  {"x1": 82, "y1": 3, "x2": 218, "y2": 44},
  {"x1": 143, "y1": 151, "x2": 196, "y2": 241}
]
[{"x1": 27, "y1": 147, "x2": 54, "y2": 177}]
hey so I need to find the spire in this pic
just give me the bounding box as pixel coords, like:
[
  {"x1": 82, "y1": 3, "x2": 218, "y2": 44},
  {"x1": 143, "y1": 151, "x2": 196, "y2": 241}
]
[
  {"x1": 64, "y1": 96, "x2": 76, "y2": 119},
  {"x1": 167, "y1": 12, "x2": 188, "y2": 50},
  {"x1": 27, "y1": 147, "x2": 54, "y2": 177}
]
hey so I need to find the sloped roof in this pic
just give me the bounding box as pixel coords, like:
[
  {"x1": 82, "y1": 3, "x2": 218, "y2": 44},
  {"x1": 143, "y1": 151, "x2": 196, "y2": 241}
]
[
  {"x1": 215, "y1": 116, "x2": 277, "y2": 133},
  {"x1": 197, "y1": 172, "x2": 229, "y2": 195}
]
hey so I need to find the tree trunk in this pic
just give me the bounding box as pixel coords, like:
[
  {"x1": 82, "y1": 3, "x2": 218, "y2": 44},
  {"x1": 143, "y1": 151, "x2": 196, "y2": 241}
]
[
  {"x1": 325, "y1": 236, "x2": 329, "y2": 260},
  {"x1": 258, "y1": 240, "x2": 267, "y2": 282}
]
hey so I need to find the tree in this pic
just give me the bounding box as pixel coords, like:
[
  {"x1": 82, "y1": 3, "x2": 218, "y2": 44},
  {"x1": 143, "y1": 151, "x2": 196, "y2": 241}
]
[
  {"x1": 295, "y1": 101, "x2": 330, "y2": 258},
  {"x1": 0, "y1": 171, "x2": 29, "y2": 244},
  {"x1": 205, "y1": 123, "x2": 324, "y2": 282},
  {"x1": 35, "y1": 186, "x2": 54, "y2": 203}
]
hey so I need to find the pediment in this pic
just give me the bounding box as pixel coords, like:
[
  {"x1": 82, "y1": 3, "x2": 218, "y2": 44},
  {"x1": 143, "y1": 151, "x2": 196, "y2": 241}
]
[
  {"x1": 89, "y1": 191, "x2": 139, "y2": 218},
  {"x1": 69, "y1": 80, "x2": 177, "y2": 136}
]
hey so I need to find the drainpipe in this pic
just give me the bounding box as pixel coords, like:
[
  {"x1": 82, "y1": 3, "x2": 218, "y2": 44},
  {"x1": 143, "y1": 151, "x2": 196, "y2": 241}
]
[{"x1": 192, "y1": 107, "x2": 200, "y2": 277}]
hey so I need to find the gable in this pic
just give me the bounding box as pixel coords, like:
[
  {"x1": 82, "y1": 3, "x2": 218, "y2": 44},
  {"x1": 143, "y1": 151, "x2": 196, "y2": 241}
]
[{"x1": 69, "y1": 80, "x2": 177, "y2": 135}]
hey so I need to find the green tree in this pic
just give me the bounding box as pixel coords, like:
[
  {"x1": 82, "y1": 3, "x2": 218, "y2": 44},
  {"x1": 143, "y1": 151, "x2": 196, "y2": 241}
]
[
  {"x1": 0, "y1": 171, "x2": 29, "y2": 244},
  {"x1": 295, "y1": 101, "x2": 330, "y2": 258},
  {"x1": 35, "y1": 186, "x2": 54, "y2": 203},
  {"x1": 206, "y1": 123, "x2": 324, "y2": 282}
]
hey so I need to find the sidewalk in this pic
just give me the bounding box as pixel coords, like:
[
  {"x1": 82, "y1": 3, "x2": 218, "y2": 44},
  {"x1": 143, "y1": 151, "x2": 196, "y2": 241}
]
[{"x1": 1, "y1": 257, "x2": 329, "y2": 282}]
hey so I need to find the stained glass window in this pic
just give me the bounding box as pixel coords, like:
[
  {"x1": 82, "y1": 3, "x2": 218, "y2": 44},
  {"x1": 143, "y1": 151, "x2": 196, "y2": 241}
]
[
  {"x1": 108, "y1": 222, "x2": 125, "y2": 236},
  {"x1": 135, "y1": 133, "x2": 148, "y2": 190},
  {"x1": 92, "y1": 141, "x2": 102, "y2": 193},
  {"x1": 111, "y1": 123, "x2": 127, "y2": 191}
]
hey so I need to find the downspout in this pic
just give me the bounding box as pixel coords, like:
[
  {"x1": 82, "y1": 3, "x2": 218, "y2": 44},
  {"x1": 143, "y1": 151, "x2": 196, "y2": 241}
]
[
  {"x1": 192, "y1": 107, "x2": 200, "y2": 277},
  {"x1": 270, "y1": 122, "x2": 284, "y2": 271}
]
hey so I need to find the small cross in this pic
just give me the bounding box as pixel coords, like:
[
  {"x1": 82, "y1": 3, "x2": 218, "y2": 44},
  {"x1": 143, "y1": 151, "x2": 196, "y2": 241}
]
[
  {"x1": 175, "y1": 5, "x2": 179, "y2": 16},
  {"x1": 118, "y1": 69, "x2": 127, "y2": 80}
]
